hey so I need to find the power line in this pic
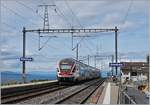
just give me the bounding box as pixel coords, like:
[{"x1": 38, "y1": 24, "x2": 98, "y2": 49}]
[
  {"x1": 29, "y1": 35, "x2": 60, "y2": 51},
  {"x1": 1, "y1": 22, "x2": 19, "y2": 31},
  {"x1": 16, "y1": 1, "x2": 72, "y2": 49},
  {"x1": 54, "y1": 7, "x2": 72, "y2": 27},
  {"x1": 1, "y1": 4, "x2": 39, "y2": 27},
  {"x1": 39, "y1": 0, "x2": 88, "y2": 51},
  {"x1": 35, "y1": 0, "x2": 72, "y2": 51},
  {"x1": 1, "y1": 2, "x2": 65, "y2": 52},
  {"x1": 1, "y1": 22, "x2": 22, "y2": 36},
  {"x1": 122, "y1": 0, "x2": 133, "y2": 24},
  {"x1": 83, "y1": 39, "x2": 95, "y2": 55},
  {"x1": 64, "y1": 0, "x2": 93, "y2": 50},
  {"x1": 64, "y1": 6, "x2": 84, "y2": 47},
  {"x1": 85, "y1": 39, "x2": 96, "y2": 52},
  {"x1": 64, "y1": 0, "x2": 83, "y2": 28},
  {"x1": 0, "y1": 29, "x2": 10, "y2": 33},
  {"x1": 14, "y1": 0, "x2": 44, "y2": 20},
  {"x1": 38, "y1": 35, "x2": 57, "y2": 51},
  {"x1": 29, "y1": 33, "x2": 72, "y2": 52},
  {"x1": 50, "y1": 0, "x2": 72, "y2": 27}
]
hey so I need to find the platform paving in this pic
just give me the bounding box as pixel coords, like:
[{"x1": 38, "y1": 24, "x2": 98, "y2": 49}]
[
  {"x1": 97, "y1": 82, "x2": 119, "y2": 104},
  {"x1": 85, "y1": 83, "x2": 104, "y2": 104},
  {"x1": 110, "y1": 83, "x2": 119, "y2": 104},
  {"x1": 1, "y1": 80, "x2": 57, "y2": 89},
  {"x1": 97, "y1": 82, "x2": 108, "y2": 104}
]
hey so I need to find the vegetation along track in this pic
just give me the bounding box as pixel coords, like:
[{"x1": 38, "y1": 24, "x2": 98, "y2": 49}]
[
  {"x1": 1, "y1": 83, "x2": 68, "y2": 104},
  {"x1": 55, "y1": 79, "x2": 105, "y2": 104}
]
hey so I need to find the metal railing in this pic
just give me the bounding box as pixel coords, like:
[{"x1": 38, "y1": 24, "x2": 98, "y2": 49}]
[{"x1": 120, "y1": 91, "x2": 136, "y2": 104}]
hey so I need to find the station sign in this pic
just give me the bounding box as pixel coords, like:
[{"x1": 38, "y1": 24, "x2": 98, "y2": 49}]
[
  {"x1": 109, "y1": 62, "x2": 124, "y2": 67},
  {"x1": 20, "y1": 57, "x2": 33, "y2": 61}
]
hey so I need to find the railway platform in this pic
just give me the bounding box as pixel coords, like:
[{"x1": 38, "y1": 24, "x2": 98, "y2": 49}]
[
  {"x1": 97, "y1": 81, "x2": 119, "y2": 104},
  {"x1": 95, "y1": 80, "x2": 149, "y2": 104},
  {"x1": 86, "y1": 80, "x2": 119, "y2": 104},
  {"x1": 6, "y1": 78, "x2": 150, "y2": 104},
  {"x1": 1, "y1": 80, "x2": 57, "y2": 89},
  {"x1": 1, "y1": 80, "x2": 58, "y2": 99}
]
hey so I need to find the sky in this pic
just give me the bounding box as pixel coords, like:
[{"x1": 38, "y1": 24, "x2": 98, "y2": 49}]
[{"x1": 0, "y1": 0, "x2": 149, "y2": 72}]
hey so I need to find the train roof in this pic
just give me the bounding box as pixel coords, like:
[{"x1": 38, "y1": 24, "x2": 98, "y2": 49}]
[{"x1": 59, "y1": 58, "x2": 100, "y2": 71}]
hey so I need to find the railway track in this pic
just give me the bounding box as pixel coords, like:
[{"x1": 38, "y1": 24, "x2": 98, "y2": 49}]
[
  {"x1": 2, "y1": 79, "x2": 105, "y2": 104},
  {"x1": 1, "y1": 83, "x2": 68, "y2": 104},
  {"x1": 55, "y1": 79, "x2": 105, "y2": 104}
]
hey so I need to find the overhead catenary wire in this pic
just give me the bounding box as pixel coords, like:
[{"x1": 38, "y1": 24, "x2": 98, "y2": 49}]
[
  {"x1": 36, "y1": 0, "x2": 91, "y2": 53},
  {"x1": 29, "y1": 34, "x2": 60, "y2": 51},
  {"x1": 54, "y1": 7, "x2": 72, "y2": 27},
  {"x1": 27, "y1": 35, "x2": 70, "y2": 62},
  {"x1": 63, "y1": 0, "x2": 88, "y2": 50},
  {"x1": 64, "y1": 0, "x2": 83, "y2": 28},
  {"x1": 37, "y1": 7, "x2": 72, "y2": 50},
  {"x1": 51, "y1": 0, "x2": 76, "y2": 50},
  {"x1": 122, "y1": 0, "x2": 133, "y2": 25},
  {"x1": 82, "y1": 39, "x2": 95, "y2": 55},
  {"x1": 38, "y1": 35, "x2": 57, "y2": 51},
  {"x1": 1, "y1": 22, "x2": 19, "y2": 31},
  {"x1": 34, "y1": 0, "x2": 73, "y2": 51},
  {"x1": 64, "y1": 0, "x2": 99, "y2": 53},
  {"x1": 1, "y1": 4, "x2": 39, "y2": 27},
  {"x1": 51, "y1": 0, "x2": 73, "y2": 28},
  {"x1": 29, "y1": 33, "x2": 72, "y2": 52},
  {"x1": 14, "y1": 0, "x2": 44, "y2": 20},
  {"x1": 1, "y1": 22, "x2": 22, "y2": 36}
]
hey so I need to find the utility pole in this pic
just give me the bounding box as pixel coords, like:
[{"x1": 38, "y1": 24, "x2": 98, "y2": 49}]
[
  {"x1": 71, "y1": 32, "x2": 73, "y2": 49},
  {"x1": 71, "y1": 27, "x2": 74, "y2": 49},
  {"x1": 76, "y1": 44, "x2": 79, "y2": 61},
  {"x1": 115, "y1": 26, "x2": 118, "y2": 76},
  {"x1": 111, "y1": 55, "x2": 114, "y2": 76},
  {"x1": 94, "y1": 55, "x2": 96, "y2": 68},
  {"x1": 37, "y1": 4, "x2": 56, "y2": 51},
  {"x1": 147, "y1": 55, "x2": 149, "y2": 63},
  {"x1": 22, "y1": 27, "x2": 26, "y2": 83},
  {"x1": 38, "y1": 5, "x2": 56, "y2": 30},
  {"x1": 88, "y1": 55, "x2": 90, "y2": 66}
]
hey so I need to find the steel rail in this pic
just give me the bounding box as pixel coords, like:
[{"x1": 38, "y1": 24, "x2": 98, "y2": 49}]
[
  {"x1": 1, "y1": 84, "x2": 68, "y2": 104},
  {"x1": 55, "y1": 79, "x2": 105, "y2": 104}
]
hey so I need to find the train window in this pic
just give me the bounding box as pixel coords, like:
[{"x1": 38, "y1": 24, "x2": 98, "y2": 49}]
[
  {"x1": 131, "y1": 72, "x2": 137, "y2": 76},
  {"x1": 60, "y1": 64, "x2": 71, "y2": 70}
]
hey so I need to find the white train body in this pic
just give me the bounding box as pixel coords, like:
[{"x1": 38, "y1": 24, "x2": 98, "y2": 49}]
[{"x1": 57, "y1": 58, "x2": 100, "y2": 82}]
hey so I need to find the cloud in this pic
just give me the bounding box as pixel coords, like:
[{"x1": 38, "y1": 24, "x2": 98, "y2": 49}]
[
  {"x1": 0, "y1": 0, "x2": 149, "y2": 71},
  {"x1": 0, "y1": 44, "x2": 21, "y2": 69}
]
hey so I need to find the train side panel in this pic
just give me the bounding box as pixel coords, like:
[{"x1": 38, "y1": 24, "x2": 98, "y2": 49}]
[{"x1": 57, "y1": 58, "x2": 101, "y2": 83}]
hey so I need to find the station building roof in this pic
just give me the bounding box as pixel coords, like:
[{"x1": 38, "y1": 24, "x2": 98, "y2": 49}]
[{"x1": 120, "y1": 62, "x2": 149, "y2": 73}]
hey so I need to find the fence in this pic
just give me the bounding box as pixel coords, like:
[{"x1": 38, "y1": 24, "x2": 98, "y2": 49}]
[{"x1": 120, "y1": 90, "x2": 136, "y2": 104}]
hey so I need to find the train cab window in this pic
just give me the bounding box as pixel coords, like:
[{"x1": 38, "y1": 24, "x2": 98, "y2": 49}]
[
  {"x1": 60, "y1": 65, "x2": 71, "y2": 70},
  {"x1": 131, "y1": 72, "x2": 137, "y2": 76}
]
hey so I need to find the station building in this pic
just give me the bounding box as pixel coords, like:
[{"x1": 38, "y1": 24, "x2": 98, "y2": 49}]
[{"x1": 120, "y1": 62, "x2": 149, "y2": 84}]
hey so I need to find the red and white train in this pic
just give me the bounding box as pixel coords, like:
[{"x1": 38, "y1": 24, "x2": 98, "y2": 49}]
[{"x1": 57, "y1": 58, "x2": 100, "y2": 82}]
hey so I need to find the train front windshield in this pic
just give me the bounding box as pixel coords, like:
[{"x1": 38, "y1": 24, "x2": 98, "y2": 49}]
[{"x1": 60, "y1": 64, "x2": 72, "y2": 71}]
